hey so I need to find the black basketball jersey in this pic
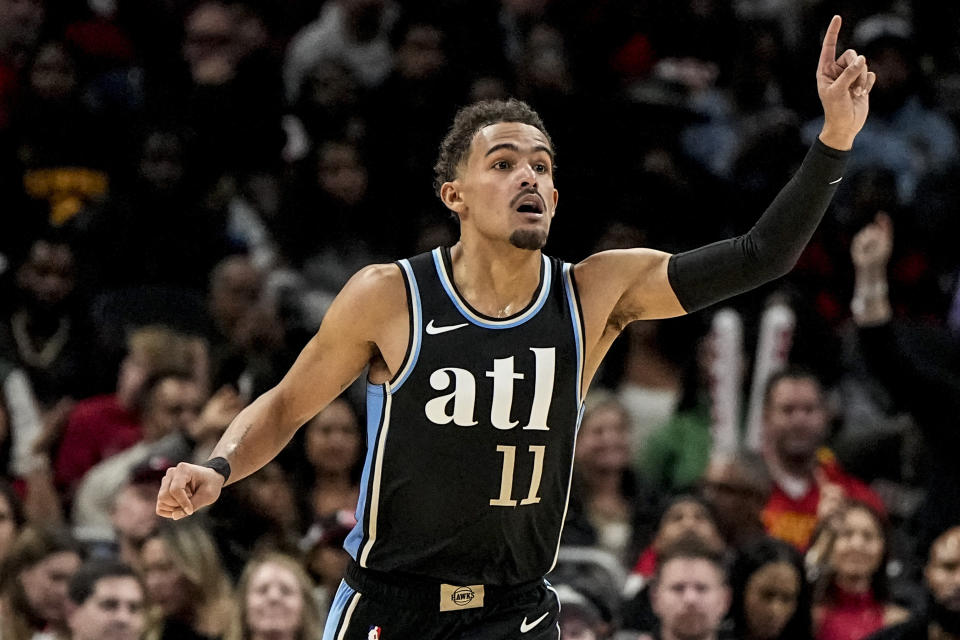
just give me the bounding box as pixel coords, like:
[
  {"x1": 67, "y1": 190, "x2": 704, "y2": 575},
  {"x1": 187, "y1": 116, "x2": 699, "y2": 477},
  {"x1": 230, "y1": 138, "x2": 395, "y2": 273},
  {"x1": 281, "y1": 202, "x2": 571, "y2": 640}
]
[{"x1": 343, "y1": 246, "x2": 586, "y2": 586}]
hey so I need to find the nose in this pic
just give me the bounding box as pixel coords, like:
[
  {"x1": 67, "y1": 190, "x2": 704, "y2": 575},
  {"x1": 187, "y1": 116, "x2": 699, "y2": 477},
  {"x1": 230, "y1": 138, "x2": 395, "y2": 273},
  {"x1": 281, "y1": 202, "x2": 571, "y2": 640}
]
[{"x1": 518, "y1": 163, "x2": 538, "y2": 188}]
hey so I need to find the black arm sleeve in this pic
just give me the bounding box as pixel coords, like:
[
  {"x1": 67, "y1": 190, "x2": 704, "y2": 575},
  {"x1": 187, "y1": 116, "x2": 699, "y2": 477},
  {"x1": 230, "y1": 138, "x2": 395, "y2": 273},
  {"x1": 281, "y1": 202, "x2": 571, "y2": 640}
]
[{"x1": 667, "y1": 139, "x2": 849, "y2": 313}]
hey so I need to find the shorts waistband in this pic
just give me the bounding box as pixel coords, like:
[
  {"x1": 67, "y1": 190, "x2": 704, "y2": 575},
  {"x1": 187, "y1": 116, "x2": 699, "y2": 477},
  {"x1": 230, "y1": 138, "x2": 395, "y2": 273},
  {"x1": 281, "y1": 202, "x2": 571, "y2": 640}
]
[{"x1": 344, "y1": 560, "x2": 542, "y2": 606}]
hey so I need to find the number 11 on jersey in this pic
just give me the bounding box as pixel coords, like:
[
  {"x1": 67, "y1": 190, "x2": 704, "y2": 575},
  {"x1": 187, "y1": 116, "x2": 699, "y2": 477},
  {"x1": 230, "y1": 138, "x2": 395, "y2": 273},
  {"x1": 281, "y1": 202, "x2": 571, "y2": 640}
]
[{"x1": 490, "y1": 445, "x2": 546, "y2": 507}]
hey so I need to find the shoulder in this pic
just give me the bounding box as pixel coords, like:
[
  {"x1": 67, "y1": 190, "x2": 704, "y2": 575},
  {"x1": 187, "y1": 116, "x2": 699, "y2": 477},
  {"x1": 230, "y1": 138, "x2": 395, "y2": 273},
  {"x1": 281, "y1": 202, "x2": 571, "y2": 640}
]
[
  {"x1": 336, "y1": 263, "x2": 407, "y2": 308},
  {"x1": 573, "y1": 249, "x2": 669, "y2": 285}
]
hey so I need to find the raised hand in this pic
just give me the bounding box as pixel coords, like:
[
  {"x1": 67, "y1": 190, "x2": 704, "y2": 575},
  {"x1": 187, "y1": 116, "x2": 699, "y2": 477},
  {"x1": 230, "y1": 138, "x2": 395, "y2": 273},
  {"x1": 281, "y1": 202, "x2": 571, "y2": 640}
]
[
  {"x1": 851, "y1": 212, "x2": 893, "y2": 273},
  {"x1": 817, "y1": 15, "x2": 876, "y2": 150}
]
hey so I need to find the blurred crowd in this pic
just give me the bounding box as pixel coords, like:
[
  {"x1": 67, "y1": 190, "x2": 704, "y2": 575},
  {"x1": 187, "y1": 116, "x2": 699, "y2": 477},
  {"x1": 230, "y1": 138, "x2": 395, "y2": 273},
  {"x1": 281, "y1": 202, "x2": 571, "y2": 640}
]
[{"x1": 2, "y1": 0, "x2": 960, "y2": 638}]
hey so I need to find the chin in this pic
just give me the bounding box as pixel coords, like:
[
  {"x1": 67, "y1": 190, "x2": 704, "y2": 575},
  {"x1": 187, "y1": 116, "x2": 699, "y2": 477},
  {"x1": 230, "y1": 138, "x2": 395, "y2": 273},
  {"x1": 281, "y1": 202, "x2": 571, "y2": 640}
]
[{"x1": 509, "y1": 229, "x2": 547, "y2": 250}]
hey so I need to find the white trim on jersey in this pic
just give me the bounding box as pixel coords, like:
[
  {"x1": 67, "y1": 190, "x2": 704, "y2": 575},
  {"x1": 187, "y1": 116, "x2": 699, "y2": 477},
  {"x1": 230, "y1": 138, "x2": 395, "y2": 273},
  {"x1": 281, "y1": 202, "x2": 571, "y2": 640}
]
[
  {"x1": 391, "y1": 259, "x2": 423, "y2": 391},
  {"x1": 336, "y1": 591, "x2": 361, "y2": 640},
  {"x1": 432, "y1": 248, "x2": 552, "y2": 328},
  {"x1": 359, "y1": 389, "x2": 393, "y2": 567}
]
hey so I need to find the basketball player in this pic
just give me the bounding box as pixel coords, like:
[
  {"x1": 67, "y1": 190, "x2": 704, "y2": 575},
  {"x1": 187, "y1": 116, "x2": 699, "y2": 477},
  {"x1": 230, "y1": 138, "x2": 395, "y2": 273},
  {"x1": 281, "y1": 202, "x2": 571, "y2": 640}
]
[{"x1": 157, "y1": 16, "x2": 874, "y2": 639}]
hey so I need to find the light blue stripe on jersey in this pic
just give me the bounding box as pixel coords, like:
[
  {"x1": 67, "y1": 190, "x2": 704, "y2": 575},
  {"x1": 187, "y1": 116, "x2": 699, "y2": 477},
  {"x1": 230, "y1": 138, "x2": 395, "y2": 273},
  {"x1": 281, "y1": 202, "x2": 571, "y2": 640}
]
[
  {"x1": 562, "y1": 263, "x2": 585, "y2": 408},
  {"x1": 322, "y1": 581, "x2": 358, "y2": 640},
  {"x1": 344, "y1": 383, "x2": 386, "y2": 558},
  {"x1": 391, "y1": 259, "x2": 422, "y2": 392}
]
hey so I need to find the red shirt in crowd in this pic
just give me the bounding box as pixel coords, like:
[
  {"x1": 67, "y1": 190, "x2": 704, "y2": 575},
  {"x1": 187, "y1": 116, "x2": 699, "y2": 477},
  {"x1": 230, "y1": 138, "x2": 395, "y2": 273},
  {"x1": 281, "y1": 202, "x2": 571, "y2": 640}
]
[
  {"x1": 763, "y1": 448, "x2": 885, "y2": 550},
  {"x1": 53, "y1": 394, "x2": 142, "y2": 496}
]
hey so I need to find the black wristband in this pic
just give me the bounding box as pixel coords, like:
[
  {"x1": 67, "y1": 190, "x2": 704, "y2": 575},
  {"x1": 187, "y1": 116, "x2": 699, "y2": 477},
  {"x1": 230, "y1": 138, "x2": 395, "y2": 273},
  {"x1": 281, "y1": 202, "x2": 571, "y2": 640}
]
[{"x1": 201, "y1": 456, "x2": 231, "y2": 483}]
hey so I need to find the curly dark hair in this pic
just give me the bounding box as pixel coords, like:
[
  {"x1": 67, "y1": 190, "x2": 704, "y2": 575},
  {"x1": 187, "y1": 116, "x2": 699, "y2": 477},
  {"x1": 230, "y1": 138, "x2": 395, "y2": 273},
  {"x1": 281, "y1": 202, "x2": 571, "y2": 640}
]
[{"x1": 432, "y1": 98, "x2": 554, "y2": 197}]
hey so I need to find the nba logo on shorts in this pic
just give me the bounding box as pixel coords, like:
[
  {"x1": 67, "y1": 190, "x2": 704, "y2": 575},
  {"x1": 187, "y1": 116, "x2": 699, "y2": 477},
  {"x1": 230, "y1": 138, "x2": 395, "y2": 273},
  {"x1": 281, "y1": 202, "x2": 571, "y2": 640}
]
[{"x1": 367, "y1": 626, "x2": 382, "y2": 640}]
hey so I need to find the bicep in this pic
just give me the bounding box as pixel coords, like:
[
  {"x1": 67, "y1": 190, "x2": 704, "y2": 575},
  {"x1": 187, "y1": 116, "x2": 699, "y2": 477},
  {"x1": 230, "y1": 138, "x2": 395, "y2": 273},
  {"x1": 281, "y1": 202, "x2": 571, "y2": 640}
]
[
  {"x1": 578, "y1": 249, "x2": 686, "y2": 330},
  {"x1": 272, "y1": 265, "x2": 404, "y2": 426}
]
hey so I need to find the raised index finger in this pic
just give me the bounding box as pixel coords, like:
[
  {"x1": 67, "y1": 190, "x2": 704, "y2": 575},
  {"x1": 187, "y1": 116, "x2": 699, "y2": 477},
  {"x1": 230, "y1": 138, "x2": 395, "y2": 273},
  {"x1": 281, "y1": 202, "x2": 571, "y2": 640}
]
[{"x1": 819, "y1": 15, "x2": 842, "y2": 71}]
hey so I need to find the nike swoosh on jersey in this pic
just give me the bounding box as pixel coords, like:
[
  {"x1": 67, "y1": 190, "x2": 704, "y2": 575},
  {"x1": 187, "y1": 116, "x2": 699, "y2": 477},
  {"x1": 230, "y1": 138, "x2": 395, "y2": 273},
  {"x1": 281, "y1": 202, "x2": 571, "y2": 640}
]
[
  {"x1": 520, "y1": 611, "x2": 550, "y2": 633},
  {"x1": 829, "y1": 177, "x2": 843, "y2": 185},
  {"x1": 425, "y1": 320, "x2": 469, "y2": 335}
]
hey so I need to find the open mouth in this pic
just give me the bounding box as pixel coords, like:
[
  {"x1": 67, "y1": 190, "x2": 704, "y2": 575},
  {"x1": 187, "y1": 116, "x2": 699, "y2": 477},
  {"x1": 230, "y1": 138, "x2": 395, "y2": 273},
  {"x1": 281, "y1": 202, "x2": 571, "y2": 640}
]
[{"x1": 514, "y1": 194, "x2": 544, "y2": 214}]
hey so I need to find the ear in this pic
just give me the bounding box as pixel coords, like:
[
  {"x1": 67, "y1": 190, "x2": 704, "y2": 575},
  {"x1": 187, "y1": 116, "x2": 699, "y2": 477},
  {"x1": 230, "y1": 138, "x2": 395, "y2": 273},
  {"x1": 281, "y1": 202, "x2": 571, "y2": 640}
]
[
  {"x1": 440, "y1": 181, "x2": 465, "y2": 216},
  {"x1": 550, "y1": 188, "x2": 559, "y2": 218}
]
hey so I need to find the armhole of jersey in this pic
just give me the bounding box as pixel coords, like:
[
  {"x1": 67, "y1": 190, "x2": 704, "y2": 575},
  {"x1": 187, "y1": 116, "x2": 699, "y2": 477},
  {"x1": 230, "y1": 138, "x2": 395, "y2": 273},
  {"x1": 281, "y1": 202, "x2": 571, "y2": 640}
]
[
  {"x1": 389, "y1": 259, "x2": 422, "y2": 392},
  {"x1": 562, "y1": 262, "x2": 586, "y2": 407}
]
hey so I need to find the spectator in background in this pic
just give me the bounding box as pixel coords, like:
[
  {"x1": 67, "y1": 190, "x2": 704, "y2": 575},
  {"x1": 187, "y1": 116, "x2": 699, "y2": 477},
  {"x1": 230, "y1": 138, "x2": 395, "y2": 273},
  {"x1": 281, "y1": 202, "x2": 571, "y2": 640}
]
[
  {"x1": 649, "y1": 534, "x2": 732, "y2": 640},
  {"x1": 301, "y1": 398, "x2": 362, "y2": 524},
  {"x1": 0, "y1": 479, "x2": 25, "y2": 566},
  {"x1": 701, "y1": 452, "x2": 773, "y2": 549},
  {"x1": 17, "y1": 39, "x2": 110, "y2": 228},
  {"x1": 850, "y1": 212, "x2": 960, "y2": 556},
  {"x1": 760, "y1": 367, "x2": 884, "y2": 550},
  {"x1": 0, "y1": 526, "x2": 84, "y2": 640},
  {"x1": 0, "y1": 0, "x2": 44, "y2": 130},
  {"x1": 205, "y1": 255, "x2": 285, "y2": 399},
  {"x1": 1, "y1": 233, "x2": 91, "y2": 407},
  {"x1": 226, "y1": 552, "x2": 322, "y2": 640},
  {"x1": 284, "y1": 0, "x2": 399, "y2": 103},
  {"x1": 77, "y1": 125, "x2": 233, "y2": 292},
  {"x1": 868, "y1": 525, "x2": 960, "y2": 640},
  {"x1": 51, "y1": 325, "x2": 194, "y2": 500},
  {"x1": 802, "y1": 14, "x2": 958, "y2": 205},
  {"x1": 290, "y1": 55, "x2": 367, "y2": 146},
  {"x1": 141, "y1": 520, "x2": 234, "y2": 640},
  {"x1": 566, "y1": 390, "x2": 655, "y2": 565},
  {"x1": 623, "y1": 495, "x2": 726, "y2": 634},
  {"x1": 729, "y1": 536, "x2": 812, "y2": 640},
  {"x1": 71, "y1": 370, "x2": 203, "y2": 541},
  {"x1": 808, "y1": 501, "x2": 908, "y2": 640},
  {"x1": 65, "y1": 559, "x2": 146, "y2": 640},
  {"x1": 109, "y1": 477, "x2": 161, "y2": 573},
  {"x1": 300, "y1": 510, "x2": 354, "y2": 624}
]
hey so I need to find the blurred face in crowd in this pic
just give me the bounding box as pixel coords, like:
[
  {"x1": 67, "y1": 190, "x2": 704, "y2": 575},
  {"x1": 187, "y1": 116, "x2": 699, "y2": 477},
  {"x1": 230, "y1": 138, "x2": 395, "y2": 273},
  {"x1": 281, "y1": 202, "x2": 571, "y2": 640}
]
[
  {"x1": 245, "y1": 561, "x2": 304, "y2": 638},
  {"x1": 701, "y1": 459, "x2": 769, "y2": 541},
  {"x1": 20, "y1": 550, "x2": 82, "y2": 626},
  {"x1": 306, "y1": 400, "x2": 361, "y2": 475},
  {"x1": 17, "y1": 239, "x2": 75, "y2": 312},
  {"x1": 926, "y1": 527, "x2": 960, "y2": 612},
  {"x1": 396, "y1": 24, "x2": 446, "y2": 80},
  {"x1": 67, "y1": 576, "x2": 146, "y2": 640},
  {"x1": 829, "y1": 506, "x2": 884, "y2": 582},
  {"x1": 575, "y1": 403, "x2": 631, "y2": 473},
  {"x1": 764, "y1": 377, "x2": 826, "y2": 466},
  {"x1": 209, "y1": 256, "x2": 262, "y2": 336},
  {"x1": 141, "y1": 377, "x2": 202, "y2": 442},
  {"x1": 655, "y1": 499, "x2": 724, "y2": 554},
  {"x1": 245, "y1": 463, "x2": 299, "y2": 529},
  {"x1": 139, "y1": 132, "x2": 185, "y2": 195},
  {"x1": 183, "y1": 1, "x2": 237, "y2": 84},
  {"x1": 141, "y1": 537, "x2": 191, "y2": 617},
  {"x1": 29, "y1": 41, "x2": 76, "y2": 100},
  {"x1": 0, "y1": 0, "x2": 44, "y2": 63},
  {"x1": 0, "y1": 492, "x2": 18, "y2": 563},
  {"x1": 317, "y1": 142, "x2": 367, "y2": 207},
  {"x1": 653, "y1": 557, "x2": 731, "y2": 640},
  {"x1": 744, "y1": 561, "x2": 801, "y2": 640},
  {"x1": 111, "y1": 485, "x2": 159, "y2": 571}
]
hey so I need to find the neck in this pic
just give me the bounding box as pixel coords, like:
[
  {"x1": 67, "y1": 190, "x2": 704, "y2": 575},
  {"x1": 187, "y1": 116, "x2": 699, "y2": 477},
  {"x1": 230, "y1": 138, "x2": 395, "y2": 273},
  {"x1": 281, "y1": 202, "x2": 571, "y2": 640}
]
[
  {"x1": 770, "y1": 451, "x2": 816, "y2": 480},
  {"x1": 835, "y1": 573, "x2": 872, "y2": 595},
  {"x1": 449, "y1": 241, "x2": 542, "y2": 317}
]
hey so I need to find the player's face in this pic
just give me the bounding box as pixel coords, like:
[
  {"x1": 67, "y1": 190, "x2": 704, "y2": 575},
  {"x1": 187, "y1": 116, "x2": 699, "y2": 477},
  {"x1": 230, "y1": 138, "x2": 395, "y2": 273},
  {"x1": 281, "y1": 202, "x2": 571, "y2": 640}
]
[
  {"x1": 452, "y1": 122, "x2": 558, "y2": 250},
  {"x1": 653, "y1": 558, "x2": 730, "y2": 640}
]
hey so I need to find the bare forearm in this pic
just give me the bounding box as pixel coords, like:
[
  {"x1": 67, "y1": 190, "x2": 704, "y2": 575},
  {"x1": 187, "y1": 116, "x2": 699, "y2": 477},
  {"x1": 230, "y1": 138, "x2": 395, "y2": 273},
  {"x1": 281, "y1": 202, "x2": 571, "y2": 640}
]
[{"x1": 208, "y1": 387, "x2": 300, "y2": 484}]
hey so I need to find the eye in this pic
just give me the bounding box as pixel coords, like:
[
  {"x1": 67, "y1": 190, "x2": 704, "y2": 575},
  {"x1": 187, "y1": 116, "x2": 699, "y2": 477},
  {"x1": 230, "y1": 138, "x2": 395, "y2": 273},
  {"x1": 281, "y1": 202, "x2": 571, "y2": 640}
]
[
  {"x1": 535, "y1": 163, "x2": 548, "y2": 173},
  {"x1": 493, "y1": 160, "x2": 511, "y2": 170}
]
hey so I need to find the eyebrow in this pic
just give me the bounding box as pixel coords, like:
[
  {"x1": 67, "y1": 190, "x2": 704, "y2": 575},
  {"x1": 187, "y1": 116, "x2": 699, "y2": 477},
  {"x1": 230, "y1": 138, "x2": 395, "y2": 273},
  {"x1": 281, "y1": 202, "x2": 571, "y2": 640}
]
[{"x1": 484, "y1": 143, "x2": 554, "y2": 161}]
